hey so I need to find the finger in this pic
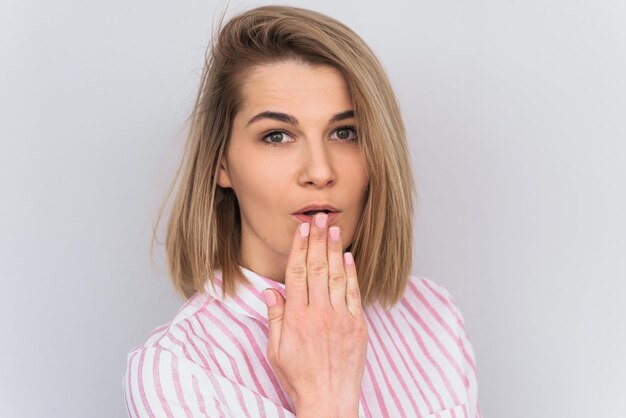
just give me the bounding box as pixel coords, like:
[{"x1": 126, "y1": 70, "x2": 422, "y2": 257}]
[
  {"x1": 327, "y1": 226, "x2": 348, "y2": 312},
  {"x1": 263, "y1": 289, "x2": 285, "y2": 360},
  {"x1": 284, "y1": 222, "x2": 310, "y2": 310},
  {"x1": 343, "y1": 252, "x2": 363, "y2": 317},
  {"x1": 307, "y1": 212, "x2": 331, "y2": 308}
]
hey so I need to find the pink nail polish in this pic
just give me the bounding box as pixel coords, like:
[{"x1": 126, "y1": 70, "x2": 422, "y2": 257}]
[
  {"x1": 329, "y1": 226, "x2": 340, "y2": 241},
  {"x1": 263, "y1": 289, "x2": 276, "y2": 307},
  {"x1": 343, "y1": 252, "x2": 354, "y2": 265},
  {"x1": 299, "y1": 222, "x2": 310, "y2": 237},
  {"x1": 315, "y1": 213, "x2": 328, "y2": 228}
]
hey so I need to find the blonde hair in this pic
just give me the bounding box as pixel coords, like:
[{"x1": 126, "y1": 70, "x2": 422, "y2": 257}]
[{"x1": 152, "y1": 5, "x2": 417, "y2": 309}]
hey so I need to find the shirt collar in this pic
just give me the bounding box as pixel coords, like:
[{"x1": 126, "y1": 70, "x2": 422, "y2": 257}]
[{"x1": 203, "y1": 265, "x2": 286, "y2": 322}]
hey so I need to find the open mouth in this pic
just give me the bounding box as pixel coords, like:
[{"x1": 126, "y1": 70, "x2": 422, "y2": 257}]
[{"x1": 301, "y1": 209, "x2": 333, "y2": 216}]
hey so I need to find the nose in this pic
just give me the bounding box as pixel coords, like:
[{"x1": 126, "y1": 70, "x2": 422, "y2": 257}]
[{"x1": 298, "y1": 139, "x2": 336, "y2": 188}]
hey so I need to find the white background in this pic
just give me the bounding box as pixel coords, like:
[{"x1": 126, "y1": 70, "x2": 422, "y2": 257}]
[{"x1": 1, "y1": 1, "x2": 624, "y2": 417}]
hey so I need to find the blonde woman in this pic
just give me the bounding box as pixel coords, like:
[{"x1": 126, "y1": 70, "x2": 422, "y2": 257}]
[{"x1": 124, "y1": 5, "x2": 480, "y2": 418}]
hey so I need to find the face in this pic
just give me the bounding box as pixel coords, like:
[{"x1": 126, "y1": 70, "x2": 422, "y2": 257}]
[{"x1": 218, "y1": 60, "x2": 370, "y2": 283}]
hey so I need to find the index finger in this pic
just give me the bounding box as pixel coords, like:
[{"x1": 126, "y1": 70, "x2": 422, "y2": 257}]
[{"x1": 284, "y1": 222, "x2": 311, "y2": 310}]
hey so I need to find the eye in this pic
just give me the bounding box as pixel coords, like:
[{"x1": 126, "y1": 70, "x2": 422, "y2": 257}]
[
  {"x1": 261, "y1": 131, "x2": 293, "y2": 146},
  {"x1": 331, "y1": 126, "x2": 357, "y2": 142}
]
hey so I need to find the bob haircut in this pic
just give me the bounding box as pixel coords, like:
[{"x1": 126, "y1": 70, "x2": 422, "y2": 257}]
[{"x1": 153, "y1": 5, "x2": 417, "y2": 310}]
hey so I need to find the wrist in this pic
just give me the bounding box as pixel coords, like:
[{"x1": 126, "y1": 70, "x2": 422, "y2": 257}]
[{"x1": 295, "y1": 396, "x2": 359, "y2": 418}]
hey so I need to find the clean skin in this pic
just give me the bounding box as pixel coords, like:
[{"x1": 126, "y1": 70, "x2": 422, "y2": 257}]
[{"x1": 217, "y1": 60, "x2": 370, "y2": 283}]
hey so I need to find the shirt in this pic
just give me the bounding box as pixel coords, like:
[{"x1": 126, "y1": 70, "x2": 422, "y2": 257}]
[{"x1": 123, "y1": 266, "x2": 480, "y2": 417}]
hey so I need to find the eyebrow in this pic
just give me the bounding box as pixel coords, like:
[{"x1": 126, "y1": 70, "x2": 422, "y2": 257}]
[{"x1": 246, "y1": 110, "x2": 355, "y2": 127}]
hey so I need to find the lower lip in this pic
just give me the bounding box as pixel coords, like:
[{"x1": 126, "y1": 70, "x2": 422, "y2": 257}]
[{"x1": 292, "y1": 212, "x2": 340, "y2": 225}]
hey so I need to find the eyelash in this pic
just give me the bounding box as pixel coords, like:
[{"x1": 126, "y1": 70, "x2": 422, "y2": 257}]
[{"x1": 261, "y1": 126, "x2": 358, "y2": 147}]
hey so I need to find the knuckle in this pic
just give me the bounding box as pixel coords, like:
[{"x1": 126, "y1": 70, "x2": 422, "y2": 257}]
[
  {"x1": 309, "y1": 233, "x2": 327, "y2": 243},
  {"x1": 308, "y1": 261, "x2": 328, "y2": 276},
  {"x1": 310, "y1": 314, "x2": 331, "y2": 331},
  {"x1": 267, "y1": 312, "x2": 281, "y2": 323},
  {"x1": 340, "y1": 318, "x2": 368, "y2": 339},
  {"x1": 320, "y1": 315, "x2": 333, "y2": 329},
  {"x1": 338, "y1": 317, "x2": 354, "y2": 332},
  {"x1": 286, "y1": 310, "x2": 305, "y2": 325},
  {"x1": 354, "y1": 321, "x2": 369, "y2": 339},
  {"x1": 358, "y1": 329, "x2": 369, "y2": 343},
  {"x1": 328, "y1": 238, "x2": 342, "y2": 249},
  {"x1": 346, "y1": 287, "x2": 361, "y2": 300},
  {"x1": 286, "y1": 264, "x2": 307, "y2": 280},
  {"x1": 328, "y1": 272, "x2": 346, "y2": 287},
  {"x1": 295, "y1": 239, "x2": 308, "y2": 251}
]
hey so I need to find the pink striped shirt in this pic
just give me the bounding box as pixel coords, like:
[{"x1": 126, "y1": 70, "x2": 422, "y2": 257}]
[{"x1": 123, "y1": 266, "x2": 480, "y2": 417}]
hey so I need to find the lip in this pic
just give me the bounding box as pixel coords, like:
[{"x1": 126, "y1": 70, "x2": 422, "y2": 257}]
[
  {"x1": 292, "y1": 212, "x2": 340, "y2": 225},
  {"x1": 292, "y1": 203, "x2": 340, "y2": 214}
]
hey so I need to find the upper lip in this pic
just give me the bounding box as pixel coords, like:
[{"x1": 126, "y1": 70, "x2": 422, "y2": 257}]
[{"x1": 293, "y1": 203, "x2": 340, "y2": 214}]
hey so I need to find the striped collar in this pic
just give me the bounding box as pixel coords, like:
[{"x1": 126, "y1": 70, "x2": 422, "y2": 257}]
[{"x1": 202, "y1": 265, "x2": 286, "y2": 323}]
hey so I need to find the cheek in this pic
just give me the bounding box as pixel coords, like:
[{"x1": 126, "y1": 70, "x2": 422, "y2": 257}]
[
  {"x1": 230, "y1": 157, "x2": 289, "y2": 209},
  {"x1": 343, "y1": 154, "x2": 369, "y2": 194}
]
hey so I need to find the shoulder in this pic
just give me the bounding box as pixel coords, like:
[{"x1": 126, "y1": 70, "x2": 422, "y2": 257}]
[
  {"x1": 387, "y1": 274, "x2": 476, "y2": 373},
  {"x1": 400, "y1": 274, "x2": 467, "y2": 327},
  {"x1": 399, "y1": 275, "x2": 481, "y2": 417},
  {"x1": 123, "y1": 293, "x2": 235, "y2": 417},
  {"x1": 127, "y1": 291, "x2": 213, "y2": 356},
  {"x1": 123, "y1": 343, "x2": 237, "y2": 417},
  {"x1": 406, "y1": 274, "x2": 455, "y2": 303},
  {"x1": 124, "y1": 291, "x2": 217, "y2": 392}
]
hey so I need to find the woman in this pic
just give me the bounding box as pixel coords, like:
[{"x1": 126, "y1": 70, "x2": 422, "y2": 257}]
[{"x1": 124, "y1": 5, "x2": 480, "y2": 417}]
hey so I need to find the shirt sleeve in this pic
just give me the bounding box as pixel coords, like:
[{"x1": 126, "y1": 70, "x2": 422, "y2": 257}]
[
  {"x1": 447, "y1": 291, "x2": 481, "y2": 418},
  {"x1": 123, "y1": 345, "x2": 295, "y2": 418},
  {"x1": 123, "y1": 346, "x2": 235, "y2": 417},
  {"x1": 417, "y1": 277, "x2": 481, "y2": 418}
]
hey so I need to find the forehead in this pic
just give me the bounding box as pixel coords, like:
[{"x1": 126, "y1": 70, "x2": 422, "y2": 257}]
[{"x1": 238, "y1": 61, "x2": 353, "y2": 118}]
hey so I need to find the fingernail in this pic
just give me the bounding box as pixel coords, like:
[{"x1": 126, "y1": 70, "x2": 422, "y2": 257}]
[
  {"x1": 299, "y1": 222, "x2": 310, "y2": 237},
  {"x1": 263, "y1": 289, "x2": 276, "y2": 307},
  {"x1": 315, "y1": 213, "x2": 328, "y2": 228},
  {"x1": 343, "y1": 252, "x2": 354, "y2": 265},
  {"x1": 329, "y1": 226, "x2": 340, "y2": 241}
]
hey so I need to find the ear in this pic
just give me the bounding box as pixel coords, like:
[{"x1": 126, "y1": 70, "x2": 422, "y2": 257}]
[{"x1": 217, "y1": 158, "x2": 232, "y2": 188}]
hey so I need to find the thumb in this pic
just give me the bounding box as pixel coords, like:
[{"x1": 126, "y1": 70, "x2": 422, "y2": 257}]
[{"x1": 263, "y1": 288, "x2": 285, "y2": 356}]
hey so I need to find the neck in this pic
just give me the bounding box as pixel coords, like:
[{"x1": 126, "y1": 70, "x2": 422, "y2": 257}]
[{"x1": 238, "y1": 226, "x2": 288, "y2": 284}]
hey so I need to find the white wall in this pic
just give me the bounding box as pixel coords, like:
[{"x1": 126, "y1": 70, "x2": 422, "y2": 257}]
[{"x1": 1, "y1": 1, "x2": 624, "y2": 417}]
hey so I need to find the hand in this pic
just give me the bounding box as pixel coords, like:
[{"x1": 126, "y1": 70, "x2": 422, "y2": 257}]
[{"x1": 262, "y1": 213, "x2": 368, "y2": 416}]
